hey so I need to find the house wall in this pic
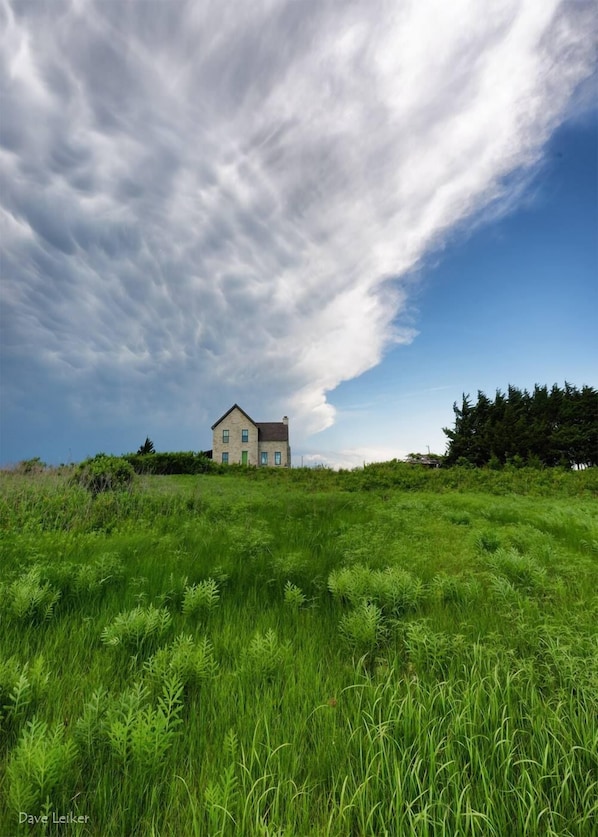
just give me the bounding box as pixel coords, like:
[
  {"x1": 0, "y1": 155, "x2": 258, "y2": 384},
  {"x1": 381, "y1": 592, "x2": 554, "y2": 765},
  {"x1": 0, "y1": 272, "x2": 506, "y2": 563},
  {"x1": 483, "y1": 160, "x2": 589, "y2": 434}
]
[
  {"x1": 257, "y1": 440, "x2": 291, "y2": 468},
  {"x1": 212, "y1": 407, "x2": 258, "y2": 465}
]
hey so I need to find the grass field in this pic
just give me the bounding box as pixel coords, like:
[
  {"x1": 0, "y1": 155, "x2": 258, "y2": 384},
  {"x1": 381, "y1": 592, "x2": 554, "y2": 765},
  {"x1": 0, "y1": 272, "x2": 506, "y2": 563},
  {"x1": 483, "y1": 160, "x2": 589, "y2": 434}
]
[{"x1": 0, "y1": 466, "x2": 596, "y2": 835}]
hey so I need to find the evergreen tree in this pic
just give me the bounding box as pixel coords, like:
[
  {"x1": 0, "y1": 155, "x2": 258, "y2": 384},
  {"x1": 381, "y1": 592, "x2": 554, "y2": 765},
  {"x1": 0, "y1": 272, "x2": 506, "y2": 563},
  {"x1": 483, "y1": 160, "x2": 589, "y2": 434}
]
[
  {"x1": 137, "y1": 437, "x2": 156, "y2": 455},
  {"x1": 443, "y1": 383, "x2": 597, "y2": 468}
]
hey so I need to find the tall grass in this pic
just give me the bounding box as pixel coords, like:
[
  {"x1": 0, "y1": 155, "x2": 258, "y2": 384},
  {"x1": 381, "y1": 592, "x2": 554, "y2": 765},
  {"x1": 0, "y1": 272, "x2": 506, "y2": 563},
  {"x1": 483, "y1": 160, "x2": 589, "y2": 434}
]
[{"x1": 0, "y1": 469, "x2": 596, "y2": 834}]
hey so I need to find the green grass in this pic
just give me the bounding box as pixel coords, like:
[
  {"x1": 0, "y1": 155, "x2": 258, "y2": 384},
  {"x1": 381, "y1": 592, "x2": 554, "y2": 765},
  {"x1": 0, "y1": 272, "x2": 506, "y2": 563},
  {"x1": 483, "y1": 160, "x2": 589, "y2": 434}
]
[{"x1": 0, "y1": 468, "x2": 596, "y2": 835}]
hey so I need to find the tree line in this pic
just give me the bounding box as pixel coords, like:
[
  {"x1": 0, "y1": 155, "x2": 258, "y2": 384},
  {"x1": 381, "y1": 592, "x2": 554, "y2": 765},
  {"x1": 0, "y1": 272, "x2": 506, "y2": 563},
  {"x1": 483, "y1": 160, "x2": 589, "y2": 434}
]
[{"x1": 443, "y1": 383, "x2": 597, "y2": 468}]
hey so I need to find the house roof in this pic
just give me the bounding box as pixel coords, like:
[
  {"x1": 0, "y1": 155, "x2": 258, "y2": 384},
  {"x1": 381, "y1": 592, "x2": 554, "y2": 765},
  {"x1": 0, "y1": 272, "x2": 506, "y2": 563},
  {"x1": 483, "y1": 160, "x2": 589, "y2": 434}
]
[
  {"x1": 256, "y1": 422, "x2": 289, "y2": 442},
  {"x1": 211, "y1": 405, "x2": 289, "y2": 442},
  {"x1": 211, "y1": 403, "x2": 256, "y2": 430}
]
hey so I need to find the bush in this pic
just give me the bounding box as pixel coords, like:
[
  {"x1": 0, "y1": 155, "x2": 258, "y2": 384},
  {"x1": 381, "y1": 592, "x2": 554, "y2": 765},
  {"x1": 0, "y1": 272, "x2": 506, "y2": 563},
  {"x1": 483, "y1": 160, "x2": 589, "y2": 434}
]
[
  {"x1": 123, "y1": 451, "x2": 214, "y2": 475},
  {"x1": 15, "y1": 457, "x2": 47, "y2": 475},
  {"x1": 72, "y1": 454, "x2": 135, "y2": 495}
]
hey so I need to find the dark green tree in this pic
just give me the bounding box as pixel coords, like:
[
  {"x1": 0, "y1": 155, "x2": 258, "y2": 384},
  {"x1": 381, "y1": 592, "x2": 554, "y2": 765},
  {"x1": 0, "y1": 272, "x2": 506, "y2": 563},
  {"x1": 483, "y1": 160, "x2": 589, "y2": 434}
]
[
  {"x1": 443, "y1": 383, "x2": 597, "y2": 468},
  {"x1": 137, "y1": 437, "x2": 156, "y2": 455}
]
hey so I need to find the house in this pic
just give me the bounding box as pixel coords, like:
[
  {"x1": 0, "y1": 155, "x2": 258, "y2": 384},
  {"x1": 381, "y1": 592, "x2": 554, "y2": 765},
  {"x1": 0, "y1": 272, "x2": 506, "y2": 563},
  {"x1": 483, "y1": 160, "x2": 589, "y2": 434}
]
[{"x1": 211, "y1": 404, "x2": 291, "y2": 467}]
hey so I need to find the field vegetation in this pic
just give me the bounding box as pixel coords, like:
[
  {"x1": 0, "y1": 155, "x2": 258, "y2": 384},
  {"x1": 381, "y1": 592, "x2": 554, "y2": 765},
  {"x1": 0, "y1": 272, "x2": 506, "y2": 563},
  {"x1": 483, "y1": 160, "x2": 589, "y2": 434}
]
[{"x1": 0, "y1": 463, "x2": 596, "y2": 835}]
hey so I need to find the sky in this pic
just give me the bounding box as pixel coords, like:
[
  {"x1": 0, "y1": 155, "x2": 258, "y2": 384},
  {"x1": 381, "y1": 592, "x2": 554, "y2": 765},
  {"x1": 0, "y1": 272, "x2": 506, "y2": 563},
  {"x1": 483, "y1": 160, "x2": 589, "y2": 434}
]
[{"x1": 1, "y1": 0, "x2": 596, "y2": 469}]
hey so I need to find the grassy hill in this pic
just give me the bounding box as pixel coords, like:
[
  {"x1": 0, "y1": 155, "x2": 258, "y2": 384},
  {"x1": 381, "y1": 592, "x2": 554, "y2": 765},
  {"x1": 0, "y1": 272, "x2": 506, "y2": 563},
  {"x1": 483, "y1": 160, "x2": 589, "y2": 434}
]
[{"x1": 0, "y1": 467, "x2": 596, "y2": 835}]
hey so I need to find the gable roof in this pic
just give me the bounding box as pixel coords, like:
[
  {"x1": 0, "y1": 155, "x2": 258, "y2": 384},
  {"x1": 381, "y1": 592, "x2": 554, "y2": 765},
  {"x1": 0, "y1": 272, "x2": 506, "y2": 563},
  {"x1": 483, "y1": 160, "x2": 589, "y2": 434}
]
[
  {"x1": 211, "y1": 403, "x2": 257, "y2": 430},
  {"x1": 256, "y1": 422, "x2": 289, "y2": 442},
  {"x1": 211, "y1": 405, "x2": 289, "y2": 442}
]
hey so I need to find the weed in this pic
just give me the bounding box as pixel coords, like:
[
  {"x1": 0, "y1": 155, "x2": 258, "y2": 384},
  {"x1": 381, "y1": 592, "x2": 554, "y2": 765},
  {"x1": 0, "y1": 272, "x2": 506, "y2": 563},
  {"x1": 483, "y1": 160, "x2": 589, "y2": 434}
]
[
  {"x1": 182, "y1": 579, "x2": 220, "y2": 615},
  {"x1": 101, "y1": 605, "x2": 172, "y2": 652},
  {"x1": 328, "y1": 565, "x2": 425, "y2": 614},
  {"x1": 431, "y1": 572, "x2": 481, "y2": 606},
  {"x1": 283, "y1": 581, "x2": 307, "y2": 609},
  {"x1": 38, "y1": 553, "x2": 124, "y2": 600},
  {"x1": 144, "y1": 634, "x2": 218, "y2": 690},
  {"x1": 241, "y1": 629, "x2": 292, "y2": 680},
  {"x1": 485, "y1": 547, "x2": 548, "y2": 593},
  {"x1": 475, "y1": 529, "x2": 502, "y2": 553},
  {"x1": 2, "y1": 568, "x2": 60, "y2": 623},
  {"x1": 7, "y1": 718, "x2": 76, "y2": 813},
  {"x1": 339, "y1": 601, "x2": 387, "y2": 656},
  {"x1": 104, "y1": 677, "x2": 183, "y2": 774},
  {"x1": 0, "y1": 656, "x2": 49, "y2": 735}
]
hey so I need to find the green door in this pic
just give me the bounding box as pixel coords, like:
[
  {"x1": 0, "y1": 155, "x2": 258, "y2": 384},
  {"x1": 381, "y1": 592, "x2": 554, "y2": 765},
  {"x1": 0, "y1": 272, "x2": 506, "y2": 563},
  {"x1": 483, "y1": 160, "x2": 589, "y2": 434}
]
[{"x1": 241, "y1": 451, "x2": 248, "y2": 466}]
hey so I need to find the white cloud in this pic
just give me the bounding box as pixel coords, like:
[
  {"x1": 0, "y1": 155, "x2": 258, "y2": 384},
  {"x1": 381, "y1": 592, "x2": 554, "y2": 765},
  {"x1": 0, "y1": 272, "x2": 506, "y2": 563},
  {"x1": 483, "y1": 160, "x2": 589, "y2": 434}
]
[{"x1": 1, "y1": 0, "x2": 595, "y2": 447}]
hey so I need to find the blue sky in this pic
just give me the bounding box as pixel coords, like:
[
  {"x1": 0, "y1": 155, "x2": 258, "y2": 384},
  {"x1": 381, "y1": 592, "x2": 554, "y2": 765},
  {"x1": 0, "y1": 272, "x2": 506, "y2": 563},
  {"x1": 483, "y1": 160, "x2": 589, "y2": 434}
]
[
  {"x1": 1, "y1": 0, "x2": 596, "y2": 468},
  {"x1": 316, "y1": 111, "x2": 598, "y2": 466}
]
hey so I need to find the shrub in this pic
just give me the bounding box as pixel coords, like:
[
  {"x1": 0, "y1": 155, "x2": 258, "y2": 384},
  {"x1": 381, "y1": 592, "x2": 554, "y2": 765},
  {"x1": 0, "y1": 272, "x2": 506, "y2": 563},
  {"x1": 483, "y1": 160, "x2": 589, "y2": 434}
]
[
  {"x1": 124, "y1": 451, "x2": 213, "y2": 475},
  {"x1": 72, "y1": 454, "x2": 135, "y2": 495},
  {"x1": 15, "y1": 457, "x2": 47, "y2": 475}
]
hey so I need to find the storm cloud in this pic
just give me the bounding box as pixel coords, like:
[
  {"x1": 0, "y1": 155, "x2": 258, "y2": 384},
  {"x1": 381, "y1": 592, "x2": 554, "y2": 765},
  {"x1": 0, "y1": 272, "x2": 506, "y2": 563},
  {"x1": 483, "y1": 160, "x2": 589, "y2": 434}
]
[{"x1": 1, "y1": 0, "x2": 595, "y2": 452}]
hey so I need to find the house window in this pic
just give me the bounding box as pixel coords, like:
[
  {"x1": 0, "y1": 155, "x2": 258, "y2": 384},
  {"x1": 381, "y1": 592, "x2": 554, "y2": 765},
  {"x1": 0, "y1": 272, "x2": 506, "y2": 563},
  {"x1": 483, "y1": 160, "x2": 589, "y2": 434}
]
[
  {"x1": 222, "y1": 452, "x2": 229, "y2": 464},
  {"x1": 222, "y1": 429, "x2": 229, "y2": 443},
  {"x1": 260, "y1": 451, "x2": 268, "y2": 465},
  {"x1": 274, "y1": 451, "x2": 281, "y2": 465},
  {"x1": 241, "y1": 429, "x2": 249, "y2": 443}
]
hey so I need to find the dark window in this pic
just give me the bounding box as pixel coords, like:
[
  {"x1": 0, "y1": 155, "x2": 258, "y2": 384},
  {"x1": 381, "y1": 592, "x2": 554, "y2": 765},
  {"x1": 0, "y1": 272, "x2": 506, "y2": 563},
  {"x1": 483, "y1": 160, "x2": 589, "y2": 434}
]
[
  {"x1": 222, "y1": 429, "x2": 229, "y2": 443},
  {"x1": 260, "y1": 451, "x2": 268, "y2": 465},
  {"x1": 274, "y1": 451, "x2": 282, "y2": 465},
  {"x1": 242, "y1": 429, "x2": 249, "y2": 443},
  {"x1": 222, "y1": 452, "x2": 229, "y2": 464}
]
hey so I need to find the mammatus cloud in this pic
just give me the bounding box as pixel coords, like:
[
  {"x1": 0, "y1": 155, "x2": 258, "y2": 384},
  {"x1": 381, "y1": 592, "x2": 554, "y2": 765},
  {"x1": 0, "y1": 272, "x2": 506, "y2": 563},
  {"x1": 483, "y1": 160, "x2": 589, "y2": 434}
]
[{"x1": 1, "y1": 0, "x2": 595, "y2": 445}]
